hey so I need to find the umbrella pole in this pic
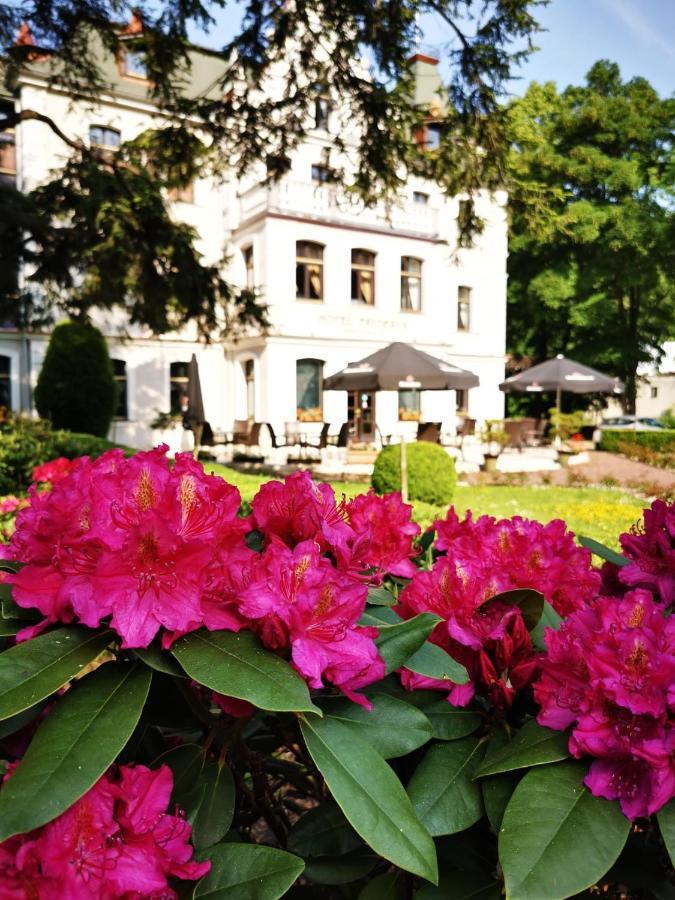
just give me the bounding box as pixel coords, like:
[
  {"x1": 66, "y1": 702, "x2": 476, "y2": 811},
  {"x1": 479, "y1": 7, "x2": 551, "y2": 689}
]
[
  {"x1": 400, "y1": 436, "x2": 409, "y2": 504},
  {"x1": 555, "y1": 387, "x2": 562, "y2": 445}
]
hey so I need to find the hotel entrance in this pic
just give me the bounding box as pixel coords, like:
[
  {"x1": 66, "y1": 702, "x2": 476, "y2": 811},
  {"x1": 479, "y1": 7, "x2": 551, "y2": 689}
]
[{"x1": 347, "y1": 391, "x2": 376, "y2": 443}]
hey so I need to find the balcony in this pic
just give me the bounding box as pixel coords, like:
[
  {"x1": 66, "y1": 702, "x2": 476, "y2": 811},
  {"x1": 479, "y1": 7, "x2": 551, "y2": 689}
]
[{"x1": 238, "y1": 178, "x2": 440, "y2": 239}]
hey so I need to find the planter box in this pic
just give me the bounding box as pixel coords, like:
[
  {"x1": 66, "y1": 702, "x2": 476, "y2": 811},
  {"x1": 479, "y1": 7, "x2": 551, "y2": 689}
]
[{"x1": 481, "y1": 454, "x2": 499, "y2": 473}]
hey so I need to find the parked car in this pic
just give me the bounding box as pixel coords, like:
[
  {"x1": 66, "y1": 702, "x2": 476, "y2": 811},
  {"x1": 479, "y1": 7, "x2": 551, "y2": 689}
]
[{"x1": 601, "y1": 416, "x2": 665, "y2": 431}]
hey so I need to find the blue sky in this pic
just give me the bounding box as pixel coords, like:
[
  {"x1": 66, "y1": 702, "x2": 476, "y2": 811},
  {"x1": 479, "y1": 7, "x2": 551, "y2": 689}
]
[{"x1": 189, "y1": 0, "x2": 674, "y2": 98}]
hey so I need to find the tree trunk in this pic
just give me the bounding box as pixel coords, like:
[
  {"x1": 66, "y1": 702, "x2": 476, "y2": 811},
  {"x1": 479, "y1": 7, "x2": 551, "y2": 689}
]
[{"x1": 625, "y1": 286, "x2": 640, "y2": 415}]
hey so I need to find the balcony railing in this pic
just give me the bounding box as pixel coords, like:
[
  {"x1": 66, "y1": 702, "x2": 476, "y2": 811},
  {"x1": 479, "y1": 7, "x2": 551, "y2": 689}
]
[{"x1": 238, "y1": 178, "x2": 440, "y2": 238}]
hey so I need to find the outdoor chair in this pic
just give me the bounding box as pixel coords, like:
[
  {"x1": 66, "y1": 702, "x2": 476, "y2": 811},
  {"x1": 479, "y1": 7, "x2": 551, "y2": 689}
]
[
  {"x1": 417, "y1": 421, "x2": 441, "y2": 443},
  {"x1": 504, "y1": 419, "x2": 528, "y2": 452},
  {"x1": 227, "y1": 419, "x2": 251, "y2": 444},
  {"x1": 327, "y1": 422, "x2": 351, "y2": 448},
  {"x1": 304, "y1": 422, "x2": 330, "y2": 450}
]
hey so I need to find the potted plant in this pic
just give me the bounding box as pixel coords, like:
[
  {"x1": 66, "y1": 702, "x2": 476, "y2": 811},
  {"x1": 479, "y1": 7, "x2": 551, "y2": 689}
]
[
  {"x1": 549, "y1": 409, "x2": 586, "y2": 466},
  {"x1": 480, "y1": 419, "x2": 508, "y2": 472}
]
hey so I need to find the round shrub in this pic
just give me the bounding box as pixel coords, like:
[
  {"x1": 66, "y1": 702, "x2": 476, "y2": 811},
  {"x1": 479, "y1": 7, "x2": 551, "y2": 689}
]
[
  {"x1": 371, "y1": 441, "x2": 457, "y2": 505},
  {"x1": 35, "y1": 321, "x2": 117, "y2": 437}
]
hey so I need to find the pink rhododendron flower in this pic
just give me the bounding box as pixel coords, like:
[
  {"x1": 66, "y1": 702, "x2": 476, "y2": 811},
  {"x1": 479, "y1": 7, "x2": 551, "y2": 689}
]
[
  {"x1": 345, "y1": 490, "x2": 420, "y2": 578},
  {"x1": 240, "y1": 537, "x2": 384, "y2": 705},
  {"x1": 618, "y1": 500, "x2": 675, "y2": 607},
  {"x1": 534, "y1": 589, "x2": 675, "y2": 819},
  {"x1": 396, "y1": 556, "x2": 537, "y2": 708},
  {"x1": 31, "y1": 456, "x2": 74, "y2": 485},
  {"x1": 0, "y1": 495, "x2": 26, "y2": 515},
  {"x1": 0, "y1": 763, "x2": 209, "y2": 898},
  {"x1": 433, "y1": 508, "x2": 601, "y2": 617}
]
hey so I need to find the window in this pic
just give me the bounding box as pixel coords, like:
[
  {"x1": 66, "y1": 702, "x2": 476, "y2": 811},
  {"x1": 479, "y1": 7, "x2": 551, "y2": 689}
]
[
  {"x1": 89, "y1": 125, "x2": 121, "y2": 151},
  {"x1": 0, "y1": 355, "x2": 10, "y2": 409},
  {"x1": 244, "y1": 359, "x2": 255, "y2": 421},
  {"x1": 296, "y1": 359, "x2": 323, "y2": 422},
  {"x1": 120, "y1": 49, "x2": 147, "y2": 79},
  {"x1": 401, "y1": 257, "x2": 422, "y2": 312},
  {"x1": 651, "y1": 386, "x2": 658, "y2": 399},
  {"x1": 457, "y1": 286, "x2": 471, "y2": 331},
  {"x1": 169, "y1": 361, "x2": 189, "y2": 413},
  {"x1": 398, "y1": 388, "x2": 421, "y2": 421},
  {"x1": 112, "y1": 359, "x2": 128, "y2": 419},
  {"x1": 0, "y1": 120, "x2": 16, "y2": 188},
  {"x1": 456, "y1": 389, "x2": 468, "y2": 414},
  {"x1": 351, "y1": 249, "x2": 375, "y2": 305},
  {"x1": 168, "y1": 182, "x2": 194, "y2": 204},
  {"x1": 425, "y1": 123, "x2": 442, "y2": 150},
  {"x1": 296, "y1": 241, "x2": 324, "y2": 300},
  {"x1": 311, "y1": 164, "x2": 332, "y2": 184},
  {"x1": 243, "y1": 245, "x2": 254, "y2": 289},
  {"x1": 314, "y1": 95, "x2": 331, "y2": 130},
  {"x1": 413, "y1": 191, "x2": 429, "y2": 205},
  {"x1": 457, "y1": 199, "x2": 474, "y2": 248}
]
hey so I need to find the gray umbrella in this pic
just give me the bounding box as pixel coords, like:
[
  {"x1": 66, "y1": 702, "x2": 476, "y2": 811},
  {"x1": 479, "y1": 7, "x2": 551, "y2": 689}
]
[
  {"x1": 186, "y1": 354, "x2": 205, "y2": 426},
  {"x1": 324, "y1": 342, "x2": 480, "y2": 391}
]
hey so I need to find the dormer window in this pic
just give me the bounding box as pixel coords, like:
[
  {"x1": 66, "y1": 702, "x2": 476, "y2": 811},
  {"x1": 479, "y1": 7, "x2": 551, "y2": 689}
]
[
  {"x1": 118, "y1": 47, "x2": 148, "y2": 81},
  {"x1": 425, "y1": 123, "x2": 442, "y2": 150},
  {"x1": 314, "y1": 95, "x2": 331, "y2": 130},
  {"x1": 413, "y1": 191, "x2": 429, "y2": 205}
]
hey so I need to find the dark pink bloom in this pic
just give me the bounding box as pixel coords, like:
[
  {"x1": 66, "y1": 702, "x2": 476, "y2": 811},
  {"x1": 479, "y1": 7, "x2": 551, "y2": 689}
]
[
  {"x1": 618, "y1": 500, "x2": 675, "y2": 607},
  {"x1": 31, "y1": 457, "x2": 74, "y2": 484},
  {"x1": 345, "y1": 490, "x2": 420, "y2": 578},
  {"x1": 534, "y1": 589, "x2": 675, "y2": 819},
  {"x1": 0, "y1": 763, "x2": 209, "y2": 898}
]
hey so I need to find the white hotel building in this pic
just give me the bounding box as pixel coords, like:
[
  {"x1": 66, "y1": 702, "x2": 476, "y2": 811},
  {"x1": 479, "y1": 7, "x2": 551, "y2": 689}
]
[{"x1": 0, "y1": 36, "x2": 507, "y2": 452}]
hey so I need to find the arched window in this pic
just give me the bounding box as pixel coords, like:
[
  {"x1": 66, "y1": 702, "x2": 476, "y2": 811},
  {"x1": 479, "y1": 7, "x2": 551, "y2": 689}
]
[
  {"x1": 296, "y1": 241, "x2": 324, "y2": 300},
  {"x1": 351, "y1": 249, "x2": 375, "y2": 305},
  {"x1": 401, "y1": 257, "x2": 422, "y2": 312},
  {"x1": 0, "y1": 355, "x2": 10, "y2": 409},
  {"x1": 111, "y1": 359, "x2": 128, "y2": 419},
  {"x1": 296, "y1": 359, "x2": 323, "y2": 422}
]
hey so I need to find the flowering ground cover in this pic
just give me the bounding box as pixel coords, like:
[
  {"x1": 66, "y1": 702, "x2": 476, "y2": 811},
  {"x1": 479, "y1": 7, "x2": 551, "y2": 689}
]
[{"x1": 0, "y1": 447, "x2": 672, "y2": 898}]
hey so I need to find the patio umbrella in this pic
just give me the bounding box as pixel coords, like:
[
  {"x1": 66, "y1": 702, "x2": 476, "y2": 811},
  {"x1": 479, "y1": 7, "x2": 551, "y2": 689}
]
[
  {"x1": 325, "y1": 342, "x2": 479, "y2": 501},
  {"x1": 186, "y1": 354, "x2": 212, "y2": 456},
  {"x1": 324, "y1": 342, "x2": 479, "y2": 391},
  {"x1": 499, "y1": 353, "x2": 624, "y2": 428}
]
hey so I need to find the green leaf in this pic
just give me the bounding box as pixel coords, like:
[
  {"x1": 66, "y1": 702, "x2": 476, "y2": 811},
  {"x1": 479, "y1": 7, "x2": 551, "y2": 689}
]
[
  {"x1": 406, "y1": 642, "x2": 469, "y2": 685},
  {"x1": 479, "y1": 731, "x2": 518, "y2": 834},
  {"x1": 499, "y1": 761, "x2": 630, "y2": 900},
  {"x1": 192, "y1": 761, "x2": 236, "y2": 851},
  {"x1": 0, "y1": 702, "x2": 45, "y2": 740},
  {"x1": 360, "y1": 606, "x2": 404, "y2": 628},
  {"x1": 359, "y1": 872, "x2": 406, "y2": 900},
  {"x1": 304, "y1": 850, "x2": 377, "y2": 885},
  {"x1": 416, "y1": 869, "x2": 501, "y2": 899},
  {"x1": 287, "y1": 800, "x2": 363, "y2": 858},
  {"x1": 578, "y1": 535, "x2": 630, "y2": 567},
  {"x1": 474, "y1": 719, "x2": 570, "y2": 778},
  {"x1": 194, "y1": 842, "x2": 304, "y2": 899},
  {"x1": 375, "y1": 613, "x2": 442, "y2": 675},
  {"x1": 1, "y1": 584, "x2": 42, "y2": 621},
  {"x1": 0, "y1": 662, "x2": 151, "y2": 841},
  {"x1": 406, "y1": 693, "x2": 481, "y2": 741},
  {"x1": 0, "y1": 626, "x2": 112, "y2": 721},
  {"x1": 482, "y1": 589, "x2": 544, "y2": 631},
  {"x1": 0, "y1": 618, "x2": 22, "y2": 636},
  {"x1": 319, "y1": 693, "x2": 433, "y2": 758},
  {"x1": 300, "y1": 714, "x2": 438, "y2": 883},
  {"x1": 530, "y1": 601, "x2": 562, "y2": 652},
  {"x1": 657, "y1": 799, "x2": 675, "y2": 868},
  {"x1": 133, "y1": 642, "x2": 186, "y2": 677},
  {"x1": 153, "y1": 743, "x2": 205, "y2": 811},
  {"x1": 408, "y1": 738, "x2": 485, "y2": 837},
  {"x1": 171, "y1": 629, "x2": 319, "y2": 713},
  {"x1": 367, "y1": 586, "x2": 397, "y2": 606}
]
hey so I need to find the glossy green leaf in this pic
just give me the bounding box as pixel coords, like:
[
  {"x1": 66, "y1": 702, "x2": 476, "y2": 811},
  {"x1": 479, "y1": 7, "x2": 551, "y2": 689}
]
[
  {"x1": 482, "y1": 589, "x2": 544, "y2": 632},
  {"x1": 499, "y1": 762, "x2": 630, "y2": 900},
  {"x1": 171, "y1": 629, "x2": 319, "y2": 713},
  {"x1": 406, "y1": 642, "x2": 469, "y2": 685},
  {"x1": 153, "y1": 743, "x2": 205, "y2": 812},
  {"x1": 375, "y1": 613, "x2": 441, "y2": 675},
  {"x1": 288, "y1": 800, "x2": 362, "y2": 858},
  {"x1": 657, "y1": 799, "x2": 675, "y2": 868},
  {"x1": 474, "y1": 719, "x2": 570, "y2": 778},
  {"x1": 360, "y1": 606, "x2": 402, "y2": 627},
  {"x1": 319, "y1": 693, "x2": 433, "y2": 758},
  {"x1": 300, "y1": 714, "x2": 438, "y2": 884},
  {"x1": 192, "y1": 762, "x2": 236, "y2": 851},
  {"x1": 479, "y1": 732, "x2": 518, "y2": 834},
  {"x1": 0, "y1": 662, "x2": 151, "y2": 841},
  {"x1": 406, "y1": 693, "x2": 481, "y2": 741},
  {"x1": 133, "y1": 642, "x2": 186, "y2": 677},
  {"x1": 194, "y1": 842, "x2": 304, "y2": 899},
  {"x1": 359, "y1": 871, "x2": 406, "y2": 899},
  {"x1": 0, "y1": 626, "x2": 112, "y2": 720},
  {"x1": 578, "y1": 535, "x2": 630, "y2": 567},
  {"x1": 304, "y1": 850, "x2": 377, "y2": 885},
  {"x1": 367, "y1": 586, "x2": 396, "y2": 607},
  {"x1": 530, "y1": 601, "x2": 562, "y2": 652},
  {"x1": 408, "y1": 738, "x2": 485, "y2": 836},
  {"x1": 416, "y1": 869, "x2": 501, "y2": 899},
  {"x1": 0, "y1": 702, "x2": 45, "y2": 740}
]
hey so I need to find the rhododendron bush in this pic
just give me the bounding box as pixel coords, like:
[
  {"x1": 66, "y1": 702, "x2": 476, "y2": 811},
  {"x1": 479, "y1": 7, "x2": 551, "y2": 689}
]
[{"x1": 0, "y1": 447, "x2": 672, "y2": 899}]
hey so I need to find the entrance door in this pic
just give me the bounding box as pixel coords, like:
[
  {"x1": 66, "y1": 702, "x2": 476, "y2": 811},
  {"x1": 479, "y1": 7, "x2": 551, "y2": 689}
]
[{"x1": 348, "y1": 391, "x2": 376, "y2": 443}]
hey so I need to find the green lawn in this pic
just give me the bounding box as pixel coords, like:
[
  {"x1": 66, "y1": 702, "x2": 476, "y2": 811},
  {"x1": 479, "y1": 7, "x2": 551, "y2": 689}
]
[{"x1": 202, "y1": 463, "x2": 646, "y2": 549}]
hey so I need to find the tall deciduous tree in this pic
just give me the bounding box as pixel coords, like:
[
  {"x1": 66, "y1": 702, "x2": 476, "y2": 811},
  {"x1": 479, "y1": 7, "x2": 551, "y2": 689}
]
[
  {"x1": 507, "y1": 62, "x2": 675, "y2": 413},
  {"x1": 0, "y1": 1, "x2": 543, "y2": 335}
]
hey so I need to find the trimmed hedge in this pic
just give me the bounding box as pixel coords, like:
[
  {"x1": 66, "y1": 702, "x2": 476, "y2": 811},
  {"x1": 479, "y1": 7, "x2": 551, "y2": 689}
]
[
  {"x1": 372, "y1": 441, "x2": 457, "y2": 505},
  {"x1": 600, "y1": 429, "x2": 675, "y2": 453}
]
